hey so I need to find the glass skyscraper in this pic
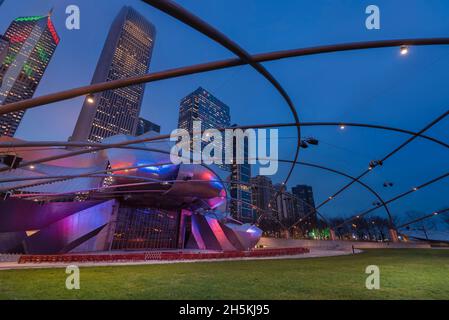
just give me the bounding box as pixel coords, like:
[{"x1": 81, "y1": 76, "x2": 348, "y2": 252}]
[
  {"x1": 292, "y1": 184, "x2": 317, "y2": 231},
  {"x1": 251, "y1": 175, "x2": 274, "y2": 213},
  {"x1": 178, "y1": 87, "x2": 231, "y2": 135},
  {"x1": 0, "y1": 35, "x2": 9, "y2": 64},
  {"x1": 71, "y1": 6, "x2": 156, "y2": 143},
  {"x1": 178, "y1": 88, "x2": 254, "y2": 222},
  {"x1": 0, "y1": 11, "x2": 59, "y2": 137},
  {"x1": 230, "y1": 124, "x2": 254, "y2": 223}
]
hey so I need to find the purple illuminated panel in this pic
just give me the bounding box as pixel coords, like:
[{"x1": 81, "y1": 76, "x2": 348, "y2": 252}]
[{"x1": 24, "y1": 200, "x2": 116, "y2": 254}]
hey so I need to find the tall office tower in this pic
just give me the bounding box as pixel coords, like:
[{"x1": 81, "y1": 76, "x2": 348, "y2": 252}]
[
  {"x1": 229, "y1": 125, "x2": 253, "y2": 223},
  {"x1": 71, "y1": 6, "x2": 156, "y2": 143},
  {"x1": 292, "y1": 185, "x2": 317, "y2": 231},
  {"x1": 0, "y1": 35, "x2": 9, "y2": 64},
  {"x1": 178, "y1": 87, "x2": 231, "y2": 169},
  {"x1": 0, "y1": 11, "x2": 59, "y2": 137},
  {"x1": 273, "y1": 184, "x2": 299, "y2": 222},
  {"x1": 251, "y1": 175, "x2": 273, "y2": 213},
  {"x1": 178, "y1": 87, "x2": 230, "y2": 136},
  {"x1": 136, "y1": 117, "x2": 160, "y2": 135}
]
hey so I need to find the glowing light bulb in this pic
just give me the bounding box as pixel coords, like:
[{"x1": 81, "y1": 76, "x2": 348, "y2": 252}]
[{"x1": 400, "y1": 45, "x2": 409, "y2": 56}]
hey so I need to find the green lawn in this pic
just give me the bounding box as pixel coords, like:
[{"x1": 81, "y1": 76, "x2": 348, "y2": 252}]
[{"x1": 1, "y1": 249, "x2": 448, "y2": 300}]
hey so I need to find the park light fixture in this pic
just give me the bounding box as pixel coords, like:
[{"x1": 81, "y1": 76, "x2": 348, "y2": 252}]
[
  {"x1": 300, "y1": 137, "x2": 319, "y2": 148},
  {"x1": 413, "y1": 187, "x2": 418, "y2": 191},
  {"x1": 368, "y1": 159, "x2": 383, "y2": 171},
  {"x1": 29, "y1": 165, "x2": 35, "y2": 169},
  {"x1": 433, "y1": 212, "x2": 439, "y2": 215},
  {"x1": 306, "y1": 137, "x2": 319, "y2": 145},
  {"x1": 400, "y1": 45, "x2": 409, "y2": 55},
  {"x1": 300, "y1": 140, "x2": 309, "y2": 149},
  {"x1": 383, "y1": 181, "x2": 394, "y2": 187},
  {"x1": 339, "y1": 124, "x2": 345, "y2": 130}
]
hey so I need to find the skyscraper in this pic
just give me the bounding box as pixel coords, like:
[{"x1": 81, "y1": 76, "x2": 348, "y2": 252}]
[
  {"x1": 0, "y1": 11, "x2": 59, "y2": 137},
  {"x1": 251, "y1": 175, "x2": 273, "y2": 213},
  {"x1": 178, "y1": 86, "x2": 231, "y2": 172},
  {"x1": 71, "y1": 6, "x2": 156, "y2": 143},
  {"x1": 178, "y1": 87, "x2": 231, "y2": 135},
  {"x1": 0, "y1": 35, "x2": 9, "y2": 64},
  {"x1": 230, "y1": 124, "x2": 253, "y2": 223},
  {"x1": 273, "y1": 184, "x2": 298, "y2": 222},
  {"x1": 292, "y1": 185, "x2": 317, "y2": 231}
]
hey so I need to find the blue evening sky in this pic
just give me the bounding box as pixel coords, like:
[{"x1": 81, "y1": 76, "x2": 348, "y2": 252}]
[{"x1": 0, "y1": 0, "x2": 448, "y2": 221}]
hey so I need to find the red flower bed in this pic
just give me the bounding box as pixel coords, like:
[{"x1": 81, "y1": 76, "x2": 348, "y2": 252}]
[{"x1": 18, "y1": 247, "x2": 310, "y2": 264}]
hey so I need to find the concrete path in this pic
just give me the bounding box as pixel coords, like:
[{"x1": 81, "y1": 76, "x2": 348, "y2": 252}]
[{"x1": 0, "y1": 249, "x2": 360, "y2": 271}]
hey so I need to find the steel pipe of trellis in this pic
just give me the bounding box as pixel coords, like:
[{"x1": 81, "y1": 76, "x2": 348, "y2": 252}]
[
  {"x1": 2, "y1": 38, "x2": 449, "y2": 116},
  {"x1": 396, "y1": 208, "x2": 449, "y2": 229}
]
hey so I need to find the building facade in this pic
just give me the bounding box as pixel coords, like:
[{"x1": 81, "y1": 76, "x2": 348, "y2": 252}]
[
  {"x1": 178, "y1": 87, "x2": 231, "y2": 136},
  {"x1": 0, "y1": 12, "x2": 59, "y2": 137},
  {"x1": 71, "y1": 6, "x2": 156, "y2": 143},
  {"x1": 292, "y1": 184, "x2": 317, "y2": 232},
  {"x1": 178, "y1": 86, "x2": 231, "y2": 172},
  {"x1": 273, "y1": 184, "x2": 298, "y2": 222},
  {"x1": 136, "y1": 117, "x2": 160, "y2": 135},
  {"x1": 230, "y1": 127, "x2": 253, "y2": 223},
  {"x1": 251, "y1": 175, "x2": 273, "y2": 214},
  {"x1": 0, "y1": 35, "x2": 9, "y2": 64}
]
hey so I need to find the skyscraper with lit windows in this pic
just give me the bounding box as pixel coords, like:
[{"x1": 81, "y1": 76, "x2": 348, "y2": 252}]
[
  {"x1": 230, "y1": 124, "x2": 253, "y2": 223},
  {"x1": 178, "y1": 86, "x2": 231, "y2": 173},
  {"x1": 0, "y1": 11, "x2": 59, "y2": 137},
  {"x1": 0, "y1": 35, "x2": 9, "y2": 64},
  {"x1": 292, "y1": 184, "x2": 317, "y2": 231},
  {"x1": 178, "y1": 87, "x2": 231, "y2": 136},
  {"x1": 71, "y1": 6, "x2": 156, "y2": 142}
]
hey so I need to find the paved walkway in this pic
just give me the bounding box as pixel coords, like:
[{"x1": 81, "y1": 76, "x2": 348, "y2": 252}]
[{"x1": 0, "y1": 249, "x2": 360, "y2": 271}]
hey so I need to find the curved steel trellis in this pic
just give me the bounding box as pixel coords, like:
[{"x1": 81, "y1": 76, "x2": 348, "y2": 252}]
[
  {"x1": 318, "y1": 109, "x2": 449, "y2": 227},
  {"x1": 2, "y1": 140, "x2": 448, "y2": 234},
  {"x1": 0, "y1": 1, "x2": 446, "y2": 235},
  {"x1": 335, "y1": 171, "x2": 449, "y2": 229},
  {"x1": 0, "y1": 145, "x2": 391, "y2": 226}
]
